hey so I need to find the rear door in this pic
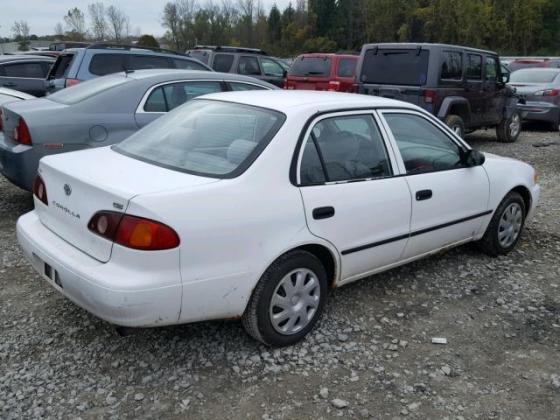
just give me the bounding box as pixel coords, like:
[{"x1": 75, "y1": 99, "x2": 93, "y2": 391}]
[
  {"x1": 135, "y1": 80, "x2": 224, "y2": 128},
  {"x1": 259, "y1": 57, "x2": 285, "y2": 87},
  {"x1": 0, "y1": 60, "x2": 50, "y2": 96},
  {"x1": 297, "y1": 111, "x2": 412, "y2": 283},
  {"x1": 379, "y1": 110, "x2": 490, "y2": 260}
]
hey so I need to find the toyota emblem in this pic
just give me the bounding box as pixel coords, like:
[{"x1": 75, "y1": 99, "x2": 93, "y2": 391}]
[{"x1": 64, "y1": 184, "x2": 72, "y2": 196}]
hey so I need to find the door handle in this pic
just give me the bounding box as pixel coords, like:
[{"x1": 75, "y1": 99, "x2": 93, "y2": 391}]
[
  {"x1": 312, "y1": 206, "x2": 335, "y2": 220},
  {"x1": 415, "y1": 189, "x2": 433, "y2": 201},
  {"x1": 3, "y1": 82, "x2": 16, "y2": 87}
]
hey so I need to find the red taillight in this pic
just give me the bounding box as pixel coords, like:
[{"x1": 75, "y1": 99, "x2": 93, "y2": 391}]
[
  {"x1": 65, "y1": 78, "x2": 81, "y2": 88},
  {"x1": 423, "y1": 89, "x2": 437, "y2": 104},
  {"x1": 328, "y1": 81, "x2": 341, "y2": 91},
  {"x1": 539, "y1": 89, "x2": 560, "y2": 97},
  {"x1": 88, "y1": 211, "x2": 180, "y2": 251},
  {"x1": 33, "y1": 175, "x2": 48, "y2": 205},
  {"x1": 14, "y1": 117, "x2": 32, "y2": 145}
]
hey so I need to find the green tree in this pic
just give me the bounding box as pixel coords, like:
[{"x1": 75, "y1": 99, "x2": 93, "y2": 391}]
[{"x1": 137, "y1": 34, "x2": 160, "y2": 48}]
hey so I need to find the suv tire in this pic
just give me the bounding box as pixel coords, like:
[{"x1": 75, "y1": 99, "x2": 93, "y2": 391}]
[
  {"x1": 242, "y1": 250, "x2": 328, "y2": 347},
  {"x1": 548, "y1": 117, "x2": 560, "y2": 132},
  {"x1": 496, "y1": 111, "x2": 521, "y2": 143},
  {"x1": 477, "y1": 191, "x2": 526, "y2": 256},
  {"x1": 445, "y1": 115, "x2": 466, "y2": 138}
]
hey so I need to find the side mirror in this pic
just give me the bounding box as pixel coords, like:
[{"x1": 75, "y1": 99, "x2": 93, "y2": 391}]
[
  {"x1": 463, "y1": 149, "x2": 485, "y2": 167},
  {"x1": 501, "y1": 72, "x2": 510, "y2": 84}
]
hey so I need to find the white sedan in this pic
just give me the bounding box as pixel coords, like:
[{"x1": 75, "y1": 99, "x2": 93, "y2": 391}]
[{"x1": 17, "y1": 91, "x2": 540, "y2": 347}]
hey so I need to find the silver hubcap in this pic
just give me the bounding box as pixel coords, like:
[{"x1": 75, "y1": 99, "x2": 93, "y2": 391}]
[
  {"x1": 509, "y1": 113, "x2": 521, "y2": 138},
  {"x1": 498, "y1": 203, "x2": 523, "y2": 248},
  {"x1": 269, "y1": 268, "x2": 320, "y2": 335}
]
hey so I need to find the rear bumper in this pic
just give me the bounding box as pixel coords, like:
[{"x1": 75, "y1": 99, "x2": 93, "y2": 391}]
[
  {"x1": 518, "y1": 101, "x2": 560, "y2": 123},
  {"x1": 0, "y1": 134, "x2": 37, "y2": 191},
  {"x1": 17, "y1": 211, "x2": 183, "y2": 327}
]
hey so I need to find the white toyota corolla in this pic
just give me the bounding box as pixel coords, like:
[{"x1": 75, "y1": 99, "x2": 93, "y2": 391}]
[{"x1": 17, "y1": 91, "x2": 540, "y2": 346}]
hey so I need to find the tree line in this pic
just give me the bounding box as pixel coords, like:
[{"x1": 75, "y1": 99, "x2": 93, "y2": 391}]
[{"x1": 8, "y1": 0, "x2": 560, "y2": 56}]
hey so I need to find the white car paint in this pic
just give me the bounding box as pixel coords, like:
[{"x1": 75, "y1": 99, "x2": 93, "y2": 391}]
[{"x1": 17, "y1": 91, "x2": 540, "y2": 329}]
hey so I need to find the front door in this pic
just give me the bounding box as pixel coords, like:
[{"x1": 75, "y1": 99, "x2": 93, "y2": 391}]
[
  {"x1": 380, "y1": 110, "x2": 490, "y2": 260},
  {"x1": 464, "y1": 53, "x2": 485, "y2": 125},
  {"x1": 297, "y1": 112, "x2": 412, "y2": 283},
  {"x1": 482, "y1": 55, "x2": 506, "y2": 125}
]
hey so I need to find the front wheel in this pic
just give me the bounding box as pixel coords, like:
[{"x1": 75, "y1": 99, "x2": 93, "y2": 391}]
[
  {"x1": 242, "y1": 250, "x2": 328, "y2": 347},
  {"x1": 477, "y1": 191, "x2": 526, "y2": 256},
  {"x1": 445, "y1": 114, "x2": 466, "y2": 138},
  {"x1": 496, "y1": 111, "x2": 521, "y2": 143}
]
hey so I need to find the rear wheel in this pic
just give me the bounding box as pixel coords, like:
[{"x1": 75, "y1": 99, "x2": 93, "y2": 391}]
[
  {"x1": 548, "y1": 117, "x2": 560, "y2": 132},
  {"x1": 445, "y1": 114, "x2": 465, "y2": 138},
  {"x1": 477, "y1": 191, "x2": 526, "y2": 256},
  {"x1": 242, "y1": 250, "x2": 328, "y2": 347},
  {"x1": 496, "y1": 111, "x2": 521, "y2": 143}
]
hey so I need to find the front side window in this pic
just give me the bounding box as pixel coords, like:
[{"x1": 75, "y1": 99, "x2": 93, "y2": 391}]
[
  {"x1": 300, "y1": 114, "x2": 392, "y2": 184},
  {"x1": 212, "y1": 54, "x2": 234, "y2": 72},
  {"x1": 485, "y1": 56, "x2": 498, "y2": 81},
  {"x1": 466, "y1": 54, "x2": 482, "y2": 80},
  {"x1": 238, "y1": 56, "x2": 261, "y2": 76},
  {"x1": 116, "y1": 99, "x2": 285, "y2": 177},
  {"x1": 144, "y1": 81, "x2": 223, "y2": 112},
  {"x1": 384, "y1": 113, "x2": 463, "y2": 174},
  {"x1": 441, "y1": 51, "x2": 463, "y2": 80},
  {"x1": 260, "y1": 58, "x2": 284, "y2": 77}
]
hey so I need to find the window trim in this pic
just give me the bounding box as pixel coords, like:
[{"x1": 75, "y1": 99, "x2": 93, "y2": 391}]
[
  {"x1": 295, "y1": 110, "x2": 400, "y2": 186},
  {"x1": 136, "y1": 79, "x2": 227, "y2": 114},
  {"x1": 377, "y1": 109, "x2": 470, "y2": 176}
]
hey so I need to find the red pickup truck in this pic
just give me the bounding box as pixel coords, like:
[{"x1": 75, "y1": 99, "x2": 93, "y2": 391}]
[{"x1": 285, "y1": 53, "x2": 357, "y2": 92}]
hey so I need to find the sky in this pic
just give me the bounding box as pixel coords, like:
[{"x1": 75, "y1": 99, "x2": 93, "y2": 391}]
[{"x1": 0, "y1": 0, "x2": 293, "y2": 39}]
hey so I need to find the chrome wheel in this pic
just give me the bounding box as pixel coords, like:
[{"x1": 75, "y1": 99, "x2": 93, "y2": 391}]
[
  {"x1": 498, "y1": 202, "x2": 523, "y2": 248},
  {"x1": 509, "y1": 113, "x2": 521, "y2": 138},
  {"x1": 269, "y1": 268, "x2": 320, "y2": 335}
]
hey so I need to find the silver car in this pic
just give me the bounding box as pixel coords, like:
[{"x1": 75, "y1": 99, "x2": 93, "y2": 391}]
[
  {"x1": 509, "y1": 68, "x2": 560, "y2": 131},
  {"x1": 0, "y1": 87, "x2": 35, "y2": 106},
  {"x1": 0, "y1": 69, "x2": 276, "y2": 190}
]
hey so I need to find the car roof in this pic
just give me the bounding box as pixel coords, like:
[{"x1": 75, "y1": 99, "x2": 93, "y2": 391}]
[
  {"x1": 362, "y1": 42, "x2": 497, "y2": 56},
  {"x1": 199, "y1": 90, "x2": 418, "y2": 115},
  {"x1": 0, "y1": 55, "x2": 54, "y2": 62},
  {"x1": 123, "y1": 68, "x2": 274, "y2": 85}
]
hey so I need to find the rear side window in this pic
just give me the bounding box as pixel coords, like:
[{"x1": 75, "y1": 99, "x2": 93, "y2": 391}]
[
  {"x1": 89, "y1": 54, "x2": 126, "y2": 76},
  {"x1": 212, "y1": 54, "x2": 234, "y2": 72},
  {"x1": 3, "y1": 62, "x2": 46, "y2": 78},
  {"x1": 188, "y1": 50, "x2": 210, "y2": 64},
  {"x1": 238, "y1": 56, "x2": 261, "y2": 76},
  {"x1": 49, "y1": 54, "x2": 75, "y2": 79},
  {"x1": 48, "y1": 76, "x2": 130, "y2": 104},
  {"x1": 300, "y1": 114, "x2": 392, "y2": 184},
  {"x1": 361, "y1": 49, "x2": 429, "y2": 86},
  {"x1": 441, "y1": 51, "x2": 462, "y2": 80},
  {"x1": 289, "y1": 57, "x2": 331, "y2": 77},
  {"x1": 173, "y1": 58, "x2": 208, "y2": 71},
  {"x1": 337, "y1": 58, "x2": 357, "y2": 77},
  {"x1": 466, "y1": 54, "x2": 482, "y2": 80},
  {"x1": 130, "y1": 55, "x2": 172, "y2": 70},
  {"x1": 144, "y1": 81, "x2": 223, "y2": 112}
]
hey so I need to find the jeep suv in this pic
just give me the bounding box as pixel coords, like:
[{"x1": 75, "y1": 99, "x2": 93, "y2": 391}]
[
  {"x1": 356, "y1": 43, "x2": 522, "y2": 142},
  {"x1": 186, "y1": 46, "x2": 286, "y2": 88},
  {"x1": 46, "y1": 43, "x2": 211, "y2": 93}
]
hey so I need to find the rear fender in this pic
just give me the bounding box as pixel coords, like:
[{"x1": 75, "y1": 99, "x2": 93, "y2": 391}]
[{"x1": 437, "y1": 96, "x2": 472, "y2": 123}]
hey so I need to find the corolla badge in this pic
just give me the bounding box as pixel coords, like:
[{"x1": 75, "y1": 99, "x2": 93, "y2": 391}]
[{"x1": 63, "y1": 183, "x2": 72, "y2": 196}]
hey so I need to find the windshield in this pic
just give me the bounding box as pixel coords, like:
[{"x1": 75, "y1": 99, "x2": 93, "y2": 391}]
[
  {"x1": 361, "y1": 48, "x2": 430, "y2": 86},
  {"x1": 289, "y1": 56, "x2": 331, "y2": 77},
  {"x1": 510, "y1": 69, "x2": 560, "y2": 83},
  {"x1": 115, "y1": 99, "x2": 285, "y2": 178},
  {"x1": 48, "y1": 75, "x2": 130, "y2": 104}
]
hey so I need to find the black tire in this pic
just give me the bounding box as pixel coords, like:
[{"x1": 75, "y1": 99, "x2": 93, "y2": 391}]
[
  {"x1": 477, "y1": 191, "x2": 526, "y2": 257},
  {"x1": 445, "y1": 114, "x2": 466, "y2": 138},
  {"x1": 242, "y1": 250, "x2": 328, "y2": 347},
  {"x1": 548, "y1": 118, "x2": 560, "y2": 132},
  {"x1": 496, "y1": 111, "x2": 522, "y2": 143}
]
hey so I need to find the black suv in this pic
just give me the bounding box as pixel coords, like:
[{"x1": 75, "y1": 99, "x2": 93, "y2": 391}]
[
  {"x1": 46, "y1": 43, "x2": 212, "y2": 93},
  {"x1": 186, "y1": 46, "x2": 287, "y2": 88},
  {"x1": 356, "y1": 43, "x2": 521, "y2": 142}
]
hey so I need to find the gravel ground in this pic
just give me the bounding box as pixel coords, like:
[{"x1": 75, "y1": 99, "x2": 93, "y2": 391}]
[{"x1": 1, "y1": 126, "x2": 559, "y2": 419}]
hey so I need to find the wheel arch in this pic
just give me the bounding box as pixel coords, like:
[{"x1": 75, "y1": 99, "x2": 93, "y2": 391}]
[
  {"x1": 510, "y1": 185, "x2": 532, "y2": 213},
  {"x1": 438, "y1": 96, "x2": 472, "y2": 124}
]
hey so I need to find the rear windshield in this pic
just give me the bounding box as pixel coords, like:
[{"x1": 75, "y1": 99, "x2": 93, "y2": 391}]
[
  {"x1": 289, "y1": 57, "x2": 332, "y2": 77},
  {"x1": 510, "y1": 69, "x2": 560, "y2": 83},
  {"x1": 48, "y1": 76, "x2": 130, "y2": 104},
  {"x1": 115, "y1": 99, "x2": 285, "y2": 178},
  {"x1": 49, "y1": 54, "x2": 75, "y2": 79},
  {"x1": 361, "y1": 48, "x2": 430, "y2": 86},
  {"x1": 188, "y1": 50, "x2": 210, "y2": 65}
]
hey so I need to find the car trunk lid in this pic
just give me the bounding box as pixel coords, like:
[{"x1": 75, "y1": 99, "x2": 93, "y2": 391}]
[{"x1": 35, "y1": 146, "x2": 218, "y2": 262}]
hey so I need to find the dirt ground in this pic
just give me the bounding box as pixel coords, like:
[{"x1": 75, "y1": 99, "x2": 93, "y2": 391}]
[{"x1": 1, "y1": 126, "x2": 559, "y2": 419}]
